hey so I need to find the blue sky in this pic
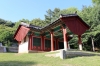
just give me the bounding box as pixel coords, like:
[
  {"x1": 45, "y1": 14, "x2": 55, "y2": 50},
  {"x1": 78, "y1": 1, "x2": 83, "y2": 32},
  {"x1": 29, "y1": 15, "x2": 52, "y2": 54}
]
[{"x1": 0, "y1": 0, "x2": 92, "y2": 22}]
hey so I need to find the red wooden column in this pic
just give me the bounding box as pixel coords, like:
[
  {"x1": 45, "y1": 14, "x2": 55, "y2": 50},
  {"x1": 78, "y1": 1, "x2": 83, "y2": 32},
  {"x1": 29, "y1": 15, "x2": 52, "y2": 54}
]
[
  {"x1": 28, "y1": 34, "x2": 32, "y2": 50},
  {"x1": 28, "y1": 35, "x2": 30, "y2": 50},
  {"x1": 41, "y1": 35, "x2": 44, "y2": 51},
  {"x1": 62, "y1": 25, "x2": 68, "y2": 51},
  {"x1": 18, "y1": 41, "x2": 21, "y2": 44},
  {"x1": 50, "y1": 31, "x2": 54, "y2": 51},
  {"x1": 78, "y1": 35, "x2": 82, "y2": 50}
]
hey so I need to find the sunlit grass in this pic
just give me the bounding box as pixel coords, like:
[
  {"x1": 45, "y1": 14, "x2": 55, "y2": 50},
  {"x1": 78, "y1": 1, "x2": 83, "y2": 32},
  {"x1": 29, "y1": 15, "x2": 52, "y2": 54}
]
[{"x1": 0, "y1": 52, "x2": 100, "y2": 66}]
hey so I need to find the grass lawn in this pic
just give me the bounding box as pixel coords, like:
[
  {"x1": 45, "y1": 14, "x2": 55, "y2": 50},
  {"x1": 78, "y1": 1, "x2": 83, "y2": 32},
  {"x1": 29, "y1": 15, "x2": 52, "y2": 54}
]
[{"x1": 0, "y1": 52, "x2": 100, "y2": 66}]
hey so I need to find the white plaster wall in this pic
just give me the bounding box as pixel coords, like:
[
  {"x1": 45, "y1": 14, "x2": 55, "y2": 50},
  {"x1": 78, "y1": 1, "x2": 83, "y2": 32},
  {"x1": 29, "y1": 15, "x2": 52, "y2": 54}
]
[
  {"x1": 18, "y1": 35, "x2": 29, "y2": 53},
  {"x1": 18, "y1": 41, "x2": 28, "y2": 53}
]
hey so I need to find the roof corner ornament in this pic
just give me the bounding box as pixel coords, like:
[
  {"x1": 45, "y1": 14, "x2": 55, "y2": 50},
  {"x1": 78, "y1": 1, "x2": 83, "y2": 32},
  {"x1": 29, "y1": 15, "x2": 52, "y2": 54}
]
[
  {"x1": 60, "y1": 14, "x2": 63, "y2": 18},
  {"x1": 20, "y1": 22, "x2": 30, "y2": 27},
  {"x1": 75, "y1": 11, "x2": 77, "y2": 14}
]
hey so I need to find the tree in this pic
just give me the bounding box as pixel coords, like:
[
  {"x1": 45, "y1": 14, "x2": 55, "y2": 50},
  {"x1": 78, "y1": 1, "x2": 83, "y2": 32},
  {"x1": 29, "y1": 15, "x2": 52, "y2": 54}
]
[
  {"x1": 44, "y1": 8, "x2": 61, "y2": 25},
  {"x1": 59, "y1": 7, "x2": 79, "y2": 14},
  {"x1": 30, "y1": 18, "x2": 45, "y2": 27},
  {"x1": 92, "y1": 0, "x2": 100, "y2": 5},
  {"x1": 44, "y1": 9, "x2": 53, "y2": 24},
  {"x1": 52, "y1": 8, "x2": 61, "y2": 21},
  {"x1": 14, "y1": 19, "x2": 30, "y2": 28},
  {"x1": 79, "y1": 4, "x2": 100, "y2": 51},
  {"x1": 0, "y1": 25, "x2": 16, "y2": 46},
  {"x1": 0, "y1": 18, "x2": 15, "y2": 27}
]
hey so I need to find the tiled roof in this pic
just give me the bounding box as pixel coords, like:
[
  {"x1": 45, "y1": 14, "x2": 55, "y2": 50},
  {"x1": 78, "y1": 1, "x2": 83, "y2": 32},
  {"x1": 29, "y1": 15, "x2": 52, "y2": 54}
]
[{"x1": 20, "y1": 14, "x2": 89, "y2": 32}]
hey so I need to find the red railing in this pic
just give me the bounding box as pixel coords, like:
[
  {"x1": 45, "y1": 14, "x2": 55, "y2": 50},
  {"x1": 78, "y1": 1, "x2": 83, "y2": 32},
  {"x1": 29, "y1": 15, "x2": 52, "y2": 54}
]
[{"x1": 33, "y1": 46, "x2": 41, "y2": 51}]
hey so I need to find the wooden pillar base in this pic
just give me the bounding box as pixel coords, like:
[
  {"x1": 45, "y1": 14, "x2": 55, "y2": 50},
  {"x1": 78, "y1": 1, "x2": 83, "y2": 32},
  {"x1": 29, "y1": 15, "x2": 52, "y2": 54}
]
[
  {"x1": 64, "y1": 41, "x2": 68, "y2": 51},
  {"x1": 78, "y1": 35, "x2": 82, "y2": 50},
  {"x1": 79, "y1": 44, "x2": 82, "y2": 50}
]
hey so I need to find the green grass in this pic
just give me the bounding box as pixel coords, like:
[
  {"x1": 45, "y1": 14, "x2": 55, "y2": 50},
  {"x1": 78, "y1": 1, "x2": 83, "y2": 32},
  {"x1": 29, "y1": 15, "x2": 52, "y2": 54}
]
[{"x1": 0, "y1": 52, "x2": 100, "y2": 66}]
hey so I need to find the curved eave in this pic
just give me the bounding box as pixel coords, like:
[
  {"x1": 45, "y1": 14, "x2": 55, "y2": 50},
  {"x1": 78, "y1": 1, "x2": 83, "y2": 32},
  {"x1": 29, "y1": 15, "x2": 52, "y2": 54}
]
[{"x1": 30, "y1": 28, "x2": 41, "y2": 32}]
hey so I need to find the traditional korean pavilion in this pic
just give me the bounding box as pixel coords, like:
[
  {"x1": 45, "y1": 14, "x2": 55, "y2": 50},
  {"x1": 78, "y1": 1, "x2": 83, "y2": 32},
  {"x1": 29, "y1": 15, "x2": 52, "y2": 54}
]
[{"x1": 14, "y1": 14, "x2": 89, "y2": 53}]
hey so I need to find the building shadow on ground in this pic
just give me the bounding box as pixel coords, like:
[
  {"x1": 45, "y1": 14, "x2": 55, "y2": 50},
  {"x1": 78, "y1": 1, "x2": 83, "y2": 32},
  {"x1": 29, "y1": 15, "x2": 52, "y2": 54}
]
[
  {"x1": 0, "y1": 61, "x2": 37, "y2": 66},
  {"x1": 66, "y1": 52, "x2": 100, "y2": 59}
]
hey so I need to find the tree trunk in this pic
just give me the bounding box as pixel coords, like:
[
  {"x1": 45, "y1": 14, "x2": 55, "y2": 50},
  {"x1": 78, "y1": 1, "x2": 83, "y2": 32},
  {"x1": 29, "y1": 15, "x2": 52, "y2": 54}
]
[{"x1": 91, "y1": 37, "x2": 95, "y2": 52}]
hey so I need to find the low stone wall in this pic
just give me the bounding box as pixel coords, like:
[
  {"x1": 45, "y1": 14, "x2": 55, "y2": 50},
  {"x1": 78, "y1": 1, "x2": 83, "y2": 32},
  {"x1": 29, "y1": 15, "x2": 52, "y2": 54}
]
[
  {"x1": 0, "y1": 46, "x2": 6, "y2": 52},
  {"x1": 8, "y1": 47, "x2": 18, "y2": 53},
  {"x1": 66, "y1": 51, "x2": 96, "y2": 56}
]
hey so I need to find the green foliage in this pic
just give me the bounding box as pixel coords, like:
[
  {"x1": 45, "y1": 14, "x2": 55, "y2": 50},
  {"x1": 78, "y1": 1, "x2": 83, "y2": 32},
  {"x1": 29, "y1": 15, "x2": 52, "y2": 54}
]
[
  {"x1": 30, "y1": 18, "x2": 45, "y2": 27},
  {"x1": 45, "y1": 9, "x2": 53, "y2": 24},
  {"x1": 44, "y1": 8, "x2": 61, "y2": 24},
  {"x1": 69, "y1": 35, "x2": 78, "y2": 49},
  {"x1": 0, "y1": 18, "x2": 15, "y2": 27},
  {"x1": 0, "y1": 25, "x2": 16, "y2": 46},
  {"x1": 14, "y1": 19, "x2": 30, "y2": 28},
  {"x1": 79, "y1": 6, "x2": 94, "y2": 28},
  {"x1": 59, "y1": 7, "x2": 80, "y2": 15},
  {"x1": 92, "y1": 0, "x2": 100, "y2": 5}
]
